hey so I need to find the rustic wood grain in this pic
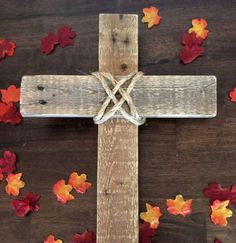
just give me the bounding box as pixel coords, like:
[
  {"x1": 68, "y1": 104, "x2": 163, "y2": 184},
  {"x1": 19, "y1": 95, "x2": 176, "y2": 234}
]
[
  {"x1": 97, "y1": 14, "x2": 139, "y2": 243},
  {"x1": 0, "y1": 1, "x2": 236, "y2": 243},
  {"x1": 20, "y1": 75, "x2": 217, "y2": 118}
]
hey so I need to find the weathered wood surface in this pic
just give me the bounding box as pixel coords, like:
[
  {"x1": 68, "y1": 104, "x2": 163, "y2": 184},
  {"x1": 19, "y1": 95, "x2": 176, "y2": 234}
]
[
  {"x1": 20, "y1": 75, "x2": 217, "y2": 118},
  {"x1": 97, "y1": 14, "x2": 139, "y2": 243},
  {"x1": 1, "y1": 1, "x2": 236, "y2": 243}
]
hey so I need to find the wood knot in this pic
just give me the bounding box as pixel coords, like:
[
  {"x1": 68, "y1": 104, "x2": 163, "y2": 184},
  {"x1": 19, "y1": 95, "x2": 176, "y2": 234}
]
[
  {"x1": 121, "y1": 63, "x2": 128, "y2": 71},
  {"x1": 37, "y1": 85, "x2": 44, "y2": 91}
]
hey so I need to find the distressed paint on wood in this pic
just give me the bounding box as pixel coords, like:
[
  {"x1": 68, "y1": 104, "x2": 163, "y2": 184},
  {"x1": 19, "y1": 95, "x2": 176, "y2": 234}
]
[
  {"x1": 20, "y1": 75, "x2": 217, "y2": 118},
  {"x1": 97, "y1": 14, "x2": 139, "y2": 243}
]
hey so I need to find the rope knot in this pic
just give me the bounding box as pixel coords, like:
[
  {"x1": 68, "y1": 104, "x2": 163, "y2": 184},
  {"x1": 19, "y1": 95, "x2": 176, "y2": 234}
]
[{"x1": 92, "y1": 72, "x2": 146, "y2": 126}]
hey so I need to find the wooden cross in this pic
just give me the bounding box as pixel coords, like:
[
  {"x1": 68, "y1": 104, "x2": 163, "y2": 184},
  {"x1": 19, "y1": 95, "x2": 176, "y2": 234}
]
[{"x1": 20, "y1": 14, "x2": 217, "y2": 243}]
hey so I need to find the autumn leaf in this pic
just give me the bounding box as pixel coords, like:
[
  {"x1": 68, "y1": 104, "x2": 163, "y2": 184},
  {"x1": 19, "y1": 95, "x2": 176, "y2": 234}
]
[
  {"x1": 0, "y1": 150, "x2": 17, "y2": 175},
  {"x1": 214, "y1": 239, "x2": 223, "y2": 243},
  {"x1": 140, "y1": 203, "x2": 162, "y2": 229},
  {"x1": 58, "y1": 26, "x2": 76, "y2": 48},
  {"x1": 180, "y1": 45, "x2": 205, "y2": 64},
  {"x1": 0, "y1": 39, "x2": 16, "y2": 59},
  {"x1": 41, "y1": 32, "x2": 59, "y2": 55},
  {"x1": 142, "y1": 6, "x2": 161, "y2": 29},
  {"x1": 229, "y1": 87, "x2": 236, "y2": 102},
  {"x1": 166, "y1": 194, "x2": 192, "y2": 216},
  {"x1": 188, "y1": 18, "x2": 209, "y2": 39},
  {"x1": 44, "y1": 235, "x2": 63, "y2": 243},
  {"x1": 12, "y1": 192, "x2": 40, "y2": 217},
  {"x1": 0, "y1": 102, "x2": 22, "y2": 124},
  {"x1": 210, "y1": 200, "x2": 233, "y2": 227},
  {"x1": 139, "y1": 222, "x2": 156, "y2": 243},
  {"x1": 71, "y1": 230, "x2": 96, "y2": 243},
  {"x1": 68, "y1": 172, "x2": 92, "y2": 194},
  {"x1": 203, "y1": 182, "x2": 236, "y2": 205},
  {"x1": 182, "y1": 32, "x2": 204, "y2": 47},
  {"x1": 5, "y1": 173, "x2": 25, "y2": 196},
  {"x1": 53, "y1": 179, "x2": 74, "y2": 204},
  {"x1": 0, "y1": 173, "x2": 3, "y2": 181},
  {"x1": 0, "y1": 85, "x2": 20, "y2": 104}
]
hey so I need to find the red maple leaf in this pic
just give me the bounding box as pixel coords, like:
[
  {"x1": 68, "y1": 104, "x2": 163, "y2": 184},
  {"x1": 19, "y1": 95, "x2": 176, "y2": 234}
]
[
  {"x1": 12, "y1": 192, "x2": 40, "y2": 217},
  {"x1": 0, "y1": 102, "x2": 22, "y2": 124},
  {"x1": 0, "y1": 39, "x2": 16, "y2": 59},
  {"x1": 214, "y1": 238, "x2": 223, "y2": 243},
  {"x1": 41, "y1": 32, "x2": 59, "y2": 55},
  {"x1": 139, "y1": 222, "x2": 156, "y2": 243},
  {"x1": 71, "y1": 230, "x2": 96, "y2": 243},
  {"x1": 57, "y1": 26, "x2": 76, "y2": 48},
  {"x1": 203, "y1": 182, "x2": 236, "y2": 205},
  {"x1": 229, "y1": 87, "x2": 236, "y2": 102},
  {"x1": 182, "y1": 32, "x2": 204, "y2": 47},
  {"x1": 180, "y1": 45, "x2": 205, "y2": 64},
  {"x1": 0, "y1": 150, "x2": 17, "y2": 175}
]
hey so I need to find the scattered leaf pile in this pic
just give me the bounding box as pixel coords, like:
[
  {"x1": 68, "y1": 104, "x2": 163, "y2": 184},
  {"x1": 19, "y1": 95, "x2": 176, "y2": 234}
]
[
  {"x1": 41, "y1": 25, "x2": 76, "y2": 55},
  {"x1": 180, "y1": 18, "x2": 209, "y2": 64},
  {"x1": 0, "y1": 85, "x2": 22, "y2": 124}
]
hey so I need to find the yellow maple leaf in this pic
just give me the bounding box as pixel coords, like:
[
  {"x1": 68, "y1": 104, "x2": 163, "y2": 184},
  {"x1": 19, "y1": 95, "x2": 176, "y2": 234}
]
[
  {"x1": 210, "y1": 200, "x2": 233, "y2": 226},
  {"x1": 166, "y1": 194, "x2": 192, "y2": 216},
  {"x1": 142, "y1": 6, "x2": 161, "y2": 29},
  {"x1": 5, "y1": 173, "x2": 25, "y2": 196},
  {"x1": 188, "y1": 18, "x2": 209, "y2": 39},
  {"x1": 140, "y1": 203, "x2": 162, "y2": 229},
  {"x1": 53, "y1": 179, "x2": 74, "y2": 204}
]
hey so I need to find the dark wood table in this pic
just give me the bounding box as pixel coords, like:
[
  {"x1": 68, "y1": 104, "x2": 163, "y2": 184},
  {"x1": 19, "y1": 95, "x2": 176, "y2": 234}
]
[{"x1": 0, "y1": 1, "x2": 236, "y2": 242}]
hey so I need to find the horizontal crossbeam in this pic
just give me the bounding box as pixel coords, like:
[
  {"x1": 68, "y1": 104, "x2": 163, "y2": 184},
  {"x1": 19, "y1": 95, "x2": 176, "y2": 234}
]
[{"x1": 20, "y1": 75, "x2": 217, "y2": 118}]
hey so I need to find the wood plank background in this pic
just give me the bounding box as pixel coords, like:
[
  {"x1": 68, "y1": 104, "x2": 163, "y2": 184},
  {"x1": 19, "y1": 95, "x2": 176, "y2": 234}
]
[{"x1": 0, "y1": 0, "x2": 235, "y2": 242}]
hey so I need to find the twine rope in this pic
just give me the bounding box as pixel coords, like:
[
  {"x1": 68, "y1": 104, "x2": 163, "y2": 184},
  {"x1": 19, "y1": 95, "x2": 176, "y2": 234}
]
[{"x1": 92, "y1": 72, "x2": 146, "y2": 126}]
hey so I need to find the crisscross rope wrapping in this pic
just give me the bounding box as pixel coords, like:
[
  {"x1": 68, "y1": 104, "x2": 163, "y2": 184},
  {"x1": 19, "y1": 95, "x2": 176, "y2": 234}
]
[{"x1": 92, "y1": 72, "x2": 146, "y2": 126}]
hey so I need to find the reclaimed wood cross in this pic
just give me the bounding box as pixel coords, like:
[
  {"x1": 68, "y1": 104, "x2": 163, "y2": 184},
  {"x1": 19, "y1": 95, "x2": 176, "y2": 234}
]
[{"x1": 20, "y1": 14, "x2": 217, "y2": 243}]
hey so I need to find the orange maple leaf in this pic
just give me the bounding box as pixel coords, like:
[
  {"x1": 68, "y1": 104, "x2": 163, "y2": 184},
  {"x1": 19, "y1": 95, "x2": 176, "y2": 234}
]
[
  {"x1": 68, "y1": 172, "x2": 92, "y2": 194},
  {"x1": 5, "y1": 173, "x2": 25, "y2": 196},
  {"x1": 142, "y1": 6, "x2": 161, "y2": 29},
  {"x1": 0, "y1": 85, "x2": 20, "y2": 104},
  {"x1": 166, "y1": 194, "x2": 192, "y2": 216},
  {"x1": 53, "y1": 179, "x2": 74, "y2": 204},
  {"x1": 44, "y1": 235, "x2": 63, "y2": 243},
  {"x1": 210, "y1": 200, "x2": 233, "y2": 226},
  {"x1": 188, "y1": 18, "x2": 209, "y2": 39},
  {"x1": 229, "y1": 87, "x2": 236, "y2": 102},
  {"x1": 140, "y1": 203, "x2": 162, "y2": 229}
]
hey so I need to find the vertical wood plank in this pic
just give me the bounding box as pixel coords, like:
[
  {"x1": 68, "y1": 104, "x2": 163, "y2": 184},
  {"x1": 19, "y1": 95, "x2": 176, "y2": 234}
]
[{"x1": 97, "y1": 14, "x2": 139, "y2": 243}]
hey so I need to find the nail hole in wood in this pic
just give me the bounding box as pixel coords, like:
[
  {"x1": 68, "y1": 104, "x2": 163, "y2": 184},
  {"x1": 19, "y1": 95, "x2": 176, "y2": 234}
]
[
  {"x1": 37, "y1": 85, "x2": 44, "y2": 91},
  {"x1": 121, "y1": 63, "x2": 128, "y2": 71},
  {"x1": 38, "y1": 100, "x2": 47, "y2": 105}
]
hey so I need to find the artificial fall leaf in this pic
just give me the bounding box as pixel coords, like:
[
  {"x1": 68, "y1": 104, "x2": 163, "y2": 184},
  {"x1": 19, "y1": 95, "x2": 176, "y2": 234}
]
[
  {"x1": 182, "y1": 32, "x2": 204, "y2": 47},
  {"x1": 180, "y1": 45, "x2": 205, "y2": 64},
  {"x1": 12, "y1": 192, "x2": 40, "y2": 217},
  {"x1": 57, "y1": 26, "x2": 76, "y2": 48},
  {"x1": 41, "y1": 32, "x2": 59, "y2": 55},
  {"x1": 68, "y1": 172, "x2": 92, "y2": 194},
  {"x1": 5, "y1": 173, "x2": 25, "y2": 196},
  {"x1": 0, "y1": 150, "x2": 17, "y2": 175},
  {"x1": 166, "y1": 194, "x2": 192, "y2": 216},
  {"x1": 140, "y1": 203, "x2": 162, "y2": 229},
  {"x1": 0, "y1": 85, "x2": 20, "y2": 104},
  {"x1": 0, "y1": 102, "x2": 22, "y2": 124},
  {"x1": 188, "y1": 18, "x2": 209, "y2": 39},
  {"x1": 229, "y1": 87, "x2": 236, "y2": 102},
  {"x1": 0, "y1": 39, "x2": 16, "y2": 59},
  {"x1": 203, "y1": 182, "x2": 236, "y2": 205},
  {"x1": 71, "y1": 230, "x2": 96, "y2": 243},
  {"x1": 44, "y1": 235, "x2": 63, "y2": 243},
  {"x1": 53, "y1": 179, "x2": 74, "y2": 204},
  {"x1": 214, "y1": 239, "x2": 223, "y2": 243},
  {"x1": 139, "y1": 222, "x2": 156, "y2": 243},
  {"x1": 210, "y1": 200, "x2": 233, "y2": 227},
  {"x1": 142, "y1": 6, "x2": 161, "y2": 29}
]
